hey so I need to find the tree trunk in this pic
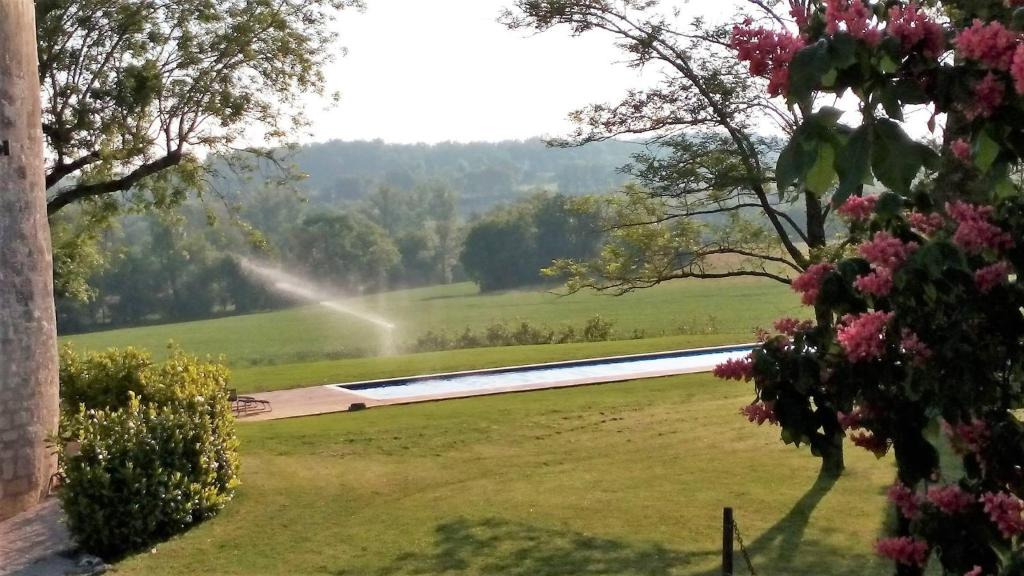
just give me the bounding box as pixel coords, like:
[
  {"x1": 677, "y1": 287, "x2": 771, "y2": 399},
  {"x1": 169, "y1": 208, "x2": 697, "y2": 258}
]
[
  {"x1": 0, "y1": 0, "x2": 59, "y2": 520},
  {"x1": 805, "y1": 190, "x2": 846, "y2": 477}
]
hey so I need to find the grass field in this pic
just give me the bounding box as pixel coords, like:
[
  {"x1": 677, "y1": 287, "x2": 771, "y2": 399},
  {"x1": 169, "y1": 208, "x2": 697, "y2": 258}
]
[
  {"x1": 61, "y1": 278, "x2": 803, "y2": 370},
  {"x1": 113, "y1": 372, "x2": 897, "y2": 576}
]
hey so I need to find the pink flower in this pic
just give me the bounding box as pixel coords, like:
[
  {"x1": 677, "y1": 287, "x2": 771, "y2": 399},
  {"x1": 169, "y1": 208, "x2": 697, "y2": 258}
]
[
  {"x1": 886, "y1": 3, "x2": 946, "y2": 58},
  {"x1": 713, "y1": 357, "x2": 754, "y2": 381},
  {"x1": 789, "y1": 2, "x2": 809, "y2": 30},
  {"x1": 900, "y1": 329, "x2": 931, "y2": 363},
  {"x1": 731, "y1": 23, "x2": 806, "y2": 97},
  {"x1": 851, "y1": 430, "x2": 889, "y2": 456},
  {"x1": 965, "y1": 73, "x2": 1006, "y2": 120},
  {"x1": 875, "y1": 537, "x2": 929, "y2": 566},
  {"x1": 792, "y1": 263, "x2": 835, "y2": 306},
  {"x1": 740, "y1": 401, "x2": 778, "y2": 425},
  {"x1": 950, "y1": 138, "x2": 972, "y2": 163},
  {"x1": 946, "y1": 201, "x2": 1013, "y2": 254},
  {"x1": 888, "y1": 483, "x2": 923, "y2": 519},
  {"x1": 908, "y1": 211, "x2": 946, "y2": 235},
  {"x1": 1012, "y1": 44, "x2": 1024, "y2": 94},
  {"x1": 955, "y1": 19, "x2": 1018, "y2": 70},
  {"x1": 826, "y1": 0, "x2": 881, "y2": 45},
  {"x1": 773, "y1": 317, "x2": 813, "y2": 336},
  {"x1": 859, "y1": 231, "x2": 919, "y2": 269},
  {"x1": 854, "y1": 267, "x2": 894, "y2": 297},
  {"x1": 981, "y1": 492, "x2": 1024, "y2": 539},
  {"x1": 837, "y1": 311, "x2": 894, "y2": 362},
  {"x1": 943, "y1": 418, "x2": 989, "y2": 455},
  {"x1": 975, "y1": 261, "x2": 1012, "y2": 293},
  {"x1": 837, "y1": 195, "x2": 878, "y2": 221},
  {"x1": 837, "y1": 406, "x2": 868, "y2": 430},
  {"x1": 927, "y1": 484, "x2": 975, "y2": 514}
]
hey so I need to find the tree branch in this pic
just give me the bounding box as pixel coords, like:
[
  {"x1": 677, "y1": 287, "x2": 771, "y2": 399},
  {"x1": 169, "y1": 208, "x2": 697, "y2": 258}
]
[
  {"x1": 47, "y1": 150, "x2": 183, "y2": 215},
  {"x1": 46, "y1": 150, "x2": 101, "y2": 190}
]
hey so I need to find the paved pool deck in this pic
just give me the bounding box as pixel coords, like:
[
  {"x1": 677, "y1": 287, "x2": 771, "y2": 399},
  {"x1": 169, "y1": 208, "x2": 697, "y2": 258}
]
[{"x1": 240, "y1": 345, "x2": 745, "y2": 422}]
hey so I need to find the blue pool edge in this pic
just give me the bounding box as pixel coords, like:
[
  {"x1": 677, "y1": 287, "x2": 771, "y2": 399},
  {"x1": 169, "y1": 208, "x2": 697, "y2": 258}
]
[{"x1": 329, "y1": 342, "x2": 758, "y2": 392}]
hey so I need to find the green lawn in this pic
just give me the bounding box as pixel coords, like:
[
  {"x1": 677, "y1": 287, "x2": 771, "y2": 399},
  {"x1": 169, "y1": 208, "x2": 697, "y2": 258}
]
[
  {"x1": 114, "y1": 373, "x2": 897, "y2": 576},
  {"x1": 61, "y1": 278, "x2": 802, "y2": 369}
]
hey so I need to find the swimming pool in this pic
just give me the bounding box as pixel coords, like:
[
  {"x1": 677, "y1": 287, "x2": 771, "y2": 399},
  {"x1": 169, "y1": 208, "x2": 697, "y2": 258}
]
[{"x1": 333, "y1": 344, "x2": 755, "y2": 401}]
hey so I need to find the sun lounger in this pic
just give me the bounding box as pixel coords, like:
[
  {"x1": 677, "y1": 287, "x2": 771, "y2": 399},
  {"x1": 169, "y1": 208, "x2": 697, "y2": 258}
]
[{"x1": 228, "y1": 389, "x2": 272, "y2": 417}]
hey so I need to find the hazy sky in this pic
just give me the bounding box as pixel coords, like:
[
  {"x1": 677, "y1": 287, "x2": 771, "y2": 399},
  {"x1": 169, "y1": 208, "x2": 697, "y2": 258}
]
[{"x1": 308, "y1": 0, "x2": 726, "y2": 144}]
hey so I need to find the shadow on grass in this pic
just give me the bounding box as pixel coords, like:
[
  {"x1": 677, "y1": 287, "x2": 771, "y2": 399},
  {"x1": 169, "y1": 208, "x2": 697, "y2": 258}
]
[
  {"x1": 361, "y1": 517, "x2": 715, "y2": 576},
  {"x1": 344, "y1": 474, "x2": 878, "y2": 576}
]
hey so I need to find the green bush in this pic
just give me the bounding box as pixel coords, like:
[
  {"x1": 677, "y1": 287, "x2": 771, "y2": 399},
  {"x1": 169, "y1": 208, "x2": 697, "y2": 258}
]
[
  {"x1": 57, "y1": 347, "x2": 240, "y2": 558},
  {"x1": 59, "y1": 346, "x2": 151, "y2": 411},
  {"x1": 582, "y1": 315, "x2": 614, "y2": 342}
]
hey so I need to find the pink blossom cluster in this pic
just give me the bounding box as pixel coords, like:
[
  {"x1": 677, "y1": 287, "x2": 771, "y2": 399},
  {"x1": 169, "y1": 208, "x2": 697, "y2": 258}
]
[
  {"x1": 975, "y1": 261, "x2": 1012, "y2": 293},
  {"x1": 837, "y1": 195, "x2": 877, "y2": 221},
  {"x1": 900, "y1": 329, "x2": 931, "y2": 364},
  {"x1": 773, "y1": 317, "x2": 813, "y2": 336},
  {"x1": 956, "y1": 19, "x2": 1018, "y2": 70},
  {"x1": 927, "y1": 484, "x2": 975, "y2": 515},
  {"x1": 965, "y1": 73, "x2": 1006, "y2": 120},
  {"x1": 886, "y1": 3, "x2": 945, "y2": 58},
  {"x1": 875, "y1": 536, "x2": 929, "y2": 567},
  {"x1": 854, "y1": 267, "x2": 894, "y2": 297},
  {"x1": 731, "y1": 22, "x2": 805, "y2": 97},
  {"x1": 837, "y1": 406, "x2": 868, "y2": 430},
  {"x1": 859, "y1": 231, "x2": 919, "y2": 269},
  {"x1": 740, "y1": 401, "x2": 778, "y2": 425},
  {"x1": 981, "y1": 492, "x2": 1024, "y2": 539},
  {"x1": 837, "y1": 311, "x2": 894, "y2": 362},
  {"x1": 946, "y1": 201, "x2": 1013, "y2": 255},
  {"x1": 713, "y1": 357, "x2": 754, "y2": 381},
  {"x1": 788, "y1": 1, "x2": 809, "y2": 30},
  {"x1": 950, "y1": 139, "x2": 972, "y2": 164},
  {"x1": 908, "y1": 211, "x2": 946, "y2": 235},
  {"x1": 888, "y1": 483, "x2": 923, "y2": 519},
  {"x1": 851, "y1": 430, "x2": 889, "y2": 456},
  {"x1": 943, "y1": 418, "x2": 989, "y2": 455},
  {"x1": 792, "y1": 263, "x2": 835, "y2": 305},
  {"x1": 825, "y1": 0, "x2": 881, "y2": 45},
  {"x1": 1013, "y1": 44, "x2": 1024, "y2": 94}
]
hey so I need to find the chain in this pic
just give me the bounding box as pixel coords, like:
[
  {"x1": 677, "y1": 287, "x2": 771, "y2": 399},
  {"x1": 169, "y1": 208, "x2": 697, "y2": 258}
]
[{"x1": 733, "y1": 519, "x2": 758, "y2": 575}]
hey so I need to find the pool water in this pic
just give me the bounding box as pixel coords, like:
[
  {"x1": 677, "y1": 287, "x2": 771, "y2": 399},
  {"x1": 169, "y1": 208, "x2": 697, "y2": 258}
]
[{"x1": 334, "y1": 345, "x2": 754, "y2": 401}]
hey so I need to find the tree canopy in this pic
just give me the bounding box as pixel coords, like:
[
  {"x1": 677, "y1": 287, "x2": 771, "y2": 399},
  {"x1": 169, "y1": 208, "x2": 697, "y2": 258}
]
[{"x1": 37, "y1": 0, "x2": 361, "y2": 215}]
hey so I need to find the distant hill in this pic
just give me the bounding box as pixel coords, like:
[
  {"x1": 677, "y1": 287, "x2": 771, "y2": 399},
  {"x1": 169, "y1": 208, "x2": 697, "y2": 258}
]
[{"x1": 288, "y1": 138, "x2": 641, "y2": 214}]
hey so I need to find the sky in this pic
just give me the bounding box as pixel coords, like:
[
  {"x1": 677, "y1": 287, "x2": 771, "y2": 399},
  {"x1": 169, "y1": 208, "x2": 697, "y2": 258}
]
[{"x1": 307, "y1": 0, "x2": 729, "y2": 144}]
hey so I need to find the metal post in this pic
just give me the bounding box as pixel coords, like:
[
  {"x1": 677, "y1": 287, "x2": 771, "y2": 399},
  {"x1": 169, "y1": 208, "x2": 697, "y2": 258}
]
[{"x1": 722, "y1": 507, "x2": 734, "y2": 575}]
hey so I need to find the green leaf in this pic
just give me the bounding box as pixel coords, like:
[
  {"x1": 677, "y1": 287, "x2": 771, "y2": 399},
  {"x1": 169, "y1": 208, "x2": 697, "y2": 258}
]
[
  {"x1": 775, "y1": 138, "x2": 802, "y2": 198},
  {"x1": 828, "y1": 33, "x2": 857, "y2": 69},
  {"x1": 871, "y1": 119, "x2": 936, "y2": 195},
  {"x1": 805, "y1": 143, "x2": 836, "y2": 195},
  {"x1": 833, "y1": 125, "x2": 871, "y2": 206},
  {"x1": 788, "y1": 39, "x2": 832, "y2": 104},
  {"x1": 974, "y1": 130, "x2": 1000, "y2": 173},
  {"x1": 879, "y1": 85, "x2": 904, "y2": 121}
]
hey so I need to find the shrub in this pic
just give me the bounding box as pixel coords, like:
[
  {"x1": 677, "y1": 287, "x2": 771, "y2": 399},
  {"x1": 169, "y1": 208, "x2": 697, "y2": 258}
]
[
  {"x1": 59, "y1": 346, "x2": 151, "y2": 410},
  {"x1": 57, "y1": 347, "x2": 239, "y2": 558},
  {"x1": 582, "y1": 315, "x2": 614, "y2": 342}
]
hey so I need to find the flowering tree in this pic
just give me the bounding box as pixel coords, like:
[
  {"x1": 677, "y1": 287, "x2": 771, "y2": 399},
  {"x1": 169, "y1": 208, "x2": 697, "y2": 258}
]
[{"x1": 715, "y1": 0, "x2": 1024, "y2": 573}]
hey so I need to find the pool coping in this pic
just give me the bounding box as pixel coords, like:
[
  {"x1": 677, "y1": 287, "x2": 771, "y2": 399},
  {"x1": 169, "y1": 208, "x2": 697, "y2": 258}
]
[
  {"x1": 327, "y1": 342, "x2": 757, "y2": 391},
  {"x1": 241, "y1": 342, "x2": 757, "y2": 422}
]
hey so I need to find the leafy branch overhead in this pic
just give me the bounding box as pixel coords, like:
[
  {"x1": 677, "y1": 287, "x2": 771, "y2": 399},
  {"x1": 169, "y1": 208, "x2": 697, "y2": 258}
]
[
  {"x1": 504, "y1": 0, "x2": 835, "y2": 294},
  {"x1": 36, "y1": 0, "x2": 362, "y2": 215}
]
